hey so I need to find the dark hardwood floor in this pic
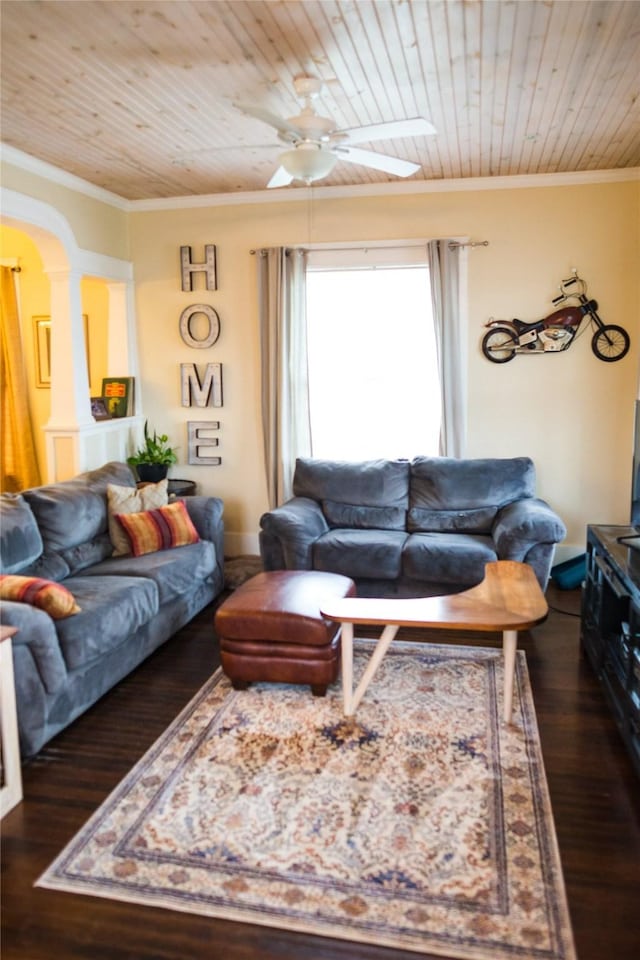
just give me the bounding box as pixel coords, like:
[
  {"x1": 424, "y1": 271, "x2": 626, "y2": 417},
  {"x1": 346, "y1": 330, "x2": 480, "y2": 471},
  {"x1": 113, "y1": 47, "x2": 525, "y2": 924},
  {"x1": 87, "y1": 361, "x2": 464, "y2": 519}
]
[{"x1": 1, "y1": 585, "x2": 638, "y2": 960}]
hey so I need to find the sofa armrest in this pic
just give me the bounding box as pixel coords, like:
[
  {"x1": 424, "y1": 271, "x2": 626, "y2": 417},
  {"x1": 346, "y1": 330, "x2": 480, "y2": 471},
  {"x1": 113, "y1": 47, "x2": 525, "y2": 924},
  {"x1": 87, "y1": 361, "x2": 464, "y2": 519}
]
[
  {"x1": 180, "y1": 495, "x2": 225, "y2": 580},
  {"x1": 0, "y1": 601, "x2": 68, "y2": 695},
  {"x1": 493, "y1": 497, "x2": 566, "y2": 560},
  {"x1": 259, "y1": 497, "x2": 330, "y2": 570}
]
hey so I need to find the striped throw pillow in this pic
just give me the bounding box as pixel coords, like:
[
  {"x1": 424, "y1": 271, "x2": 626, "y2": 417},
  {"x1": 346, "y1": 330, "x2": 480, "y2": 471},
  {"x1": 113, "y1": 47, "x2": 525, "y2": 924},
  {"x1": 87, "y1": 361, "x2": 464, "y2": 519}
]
[
  {"x1": 0, "y1": 575, "x2": 81, "y2": 619},
  {"x1": 115, "y1": 500, "x2": 200, "y2": 557},
  {"x1": 107, "y1": 479, "x2": 169, "y2": 556}
]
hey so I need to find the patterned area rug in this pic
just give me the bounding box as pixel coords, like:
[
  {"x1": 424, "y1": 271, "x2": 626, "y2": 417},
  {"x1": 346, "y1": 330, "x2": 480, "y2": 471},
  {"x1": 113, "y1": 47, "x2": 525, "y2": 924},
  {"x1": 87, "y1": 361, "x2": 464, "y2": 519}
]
[
  {"x1": 37, "y1": 641, "x2": 576, "y2": 960},
  {"x1": 223, "y1": 554, "x2": 263, "y2": 590}
]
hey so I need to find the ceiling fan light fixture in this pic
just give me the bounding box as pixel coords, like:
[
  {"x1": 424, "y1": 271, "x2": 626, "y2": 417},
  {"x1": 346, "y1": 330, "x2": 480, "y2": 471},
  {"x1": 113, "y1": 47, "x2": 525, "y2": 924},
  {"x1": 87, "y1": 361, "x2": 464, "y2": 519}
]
[{"x1": 279, "y1": 144, "x2": 337, "y2": 183}]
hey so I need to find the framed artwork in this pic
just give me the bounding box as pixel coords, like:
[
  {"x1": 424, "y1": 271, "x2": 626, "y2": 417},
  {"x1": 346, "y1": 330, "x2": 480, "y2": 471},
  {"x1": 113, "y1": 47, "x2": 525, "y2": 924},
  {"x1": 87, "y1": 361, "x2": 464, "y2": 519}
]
[
  {"x1": 90, "y1": 397, "x2": 111, "y2": 421},
  {"x1": 101, "y1": 376, "x2": 134, "y2": 417},
  {"x1": 33, "y1": 314, "x2": 90, "y2": 389},
  {"x1": 33, "y1": 316, "x2": 52, "y2": 387}
]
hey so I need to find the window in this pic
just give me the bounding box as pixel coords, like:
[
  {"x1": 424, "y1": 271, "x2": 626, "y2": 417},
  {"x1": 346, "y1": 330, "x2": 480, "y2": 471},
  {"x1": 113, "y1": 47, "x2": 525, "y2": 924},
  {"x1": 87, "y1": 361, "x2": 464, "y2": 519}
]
[{"x1": 306, "y1": 246, "x2": 441, "y2": 460}]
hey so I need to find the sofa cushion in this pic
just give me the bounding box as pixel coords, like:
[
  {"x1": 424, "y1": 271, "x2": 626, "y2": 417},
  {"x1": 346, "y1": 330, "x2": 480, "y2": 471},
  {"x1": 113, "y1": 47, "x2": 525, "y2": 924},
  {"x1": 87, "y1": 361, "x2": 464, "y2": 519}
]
[
  {"x1": 107, "y1": 479, "x2": 168, "y2": 555},
  {"x1": 83, "y1": 540, "x2": 216, "y2": 605},
  {"x1": 403, "y1": 532, "x2": 497, "y2": 585},
  {"x1": 408, "y1": 456, "x2": 536, "y2": 533},
  {"x1": 115, "y1": 500, "x2": 200, "y2": 557},
  {"x1": 0, "y1": 574, "x2": 81, "y2": 619},
  {"x1": 19, "y1": 551, "x2": 71, "y2": 582},
  {"x1": 23, "y1": 462, "x2": 135, "y2": 574},
  {"x1": 293, "y1": 458, "x2": 409, "y2": 527},
  {"x1": 0, "y1": 493, "x2": 43, "y2": 574},
  {"x1": 408, "y1": 505, "x2": 499, "y2": 534},
  {"x1": 54, "y1": 574, "x2": 159, "y2": 670},
  {"x1": 313, "y1": 529, "x2": 407, "y2": 580},
  {"x1": 59, "y1": 534, "x2": 115, "y2": 575},
  {"x1": 322, "y1": 500, "x2": 406, "y2": 531}
]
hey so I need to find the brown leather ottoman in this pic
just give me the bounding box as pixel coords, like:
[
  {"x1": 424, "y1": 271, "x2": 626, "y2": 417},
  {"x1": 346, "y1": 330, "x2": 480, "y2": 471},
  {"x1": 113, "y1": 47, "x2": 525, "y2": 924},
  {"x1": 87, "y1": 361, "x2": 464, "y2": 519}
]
[{"x1": 214, "y1": 570, "x2": 356, "y2": 696}]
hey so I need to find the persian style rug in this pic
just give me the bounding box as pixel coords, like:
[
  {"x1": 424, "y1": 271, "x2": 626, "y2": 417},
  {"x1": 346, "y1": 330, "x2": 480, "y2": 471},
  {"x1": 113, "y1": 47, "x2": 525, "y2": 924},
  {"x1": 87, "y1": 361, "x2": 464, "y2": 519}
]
[
  {"x1": 37, "y1": 641, "x2": 576, "y2": 960},
  {"x1": 223, "y1": 554, "x2": 263, "y2": 590}
]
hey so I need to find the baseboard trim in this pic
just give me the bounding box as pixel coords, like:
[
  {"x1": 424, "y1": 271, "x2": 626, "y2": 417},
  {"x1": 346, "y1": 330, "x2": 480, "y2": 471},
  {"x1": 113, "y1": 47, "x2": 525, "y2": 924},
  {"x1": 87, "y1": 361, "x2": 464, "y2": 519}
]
[{"x1": 224, "y1": 531, "x2": 260, "y2": 558}]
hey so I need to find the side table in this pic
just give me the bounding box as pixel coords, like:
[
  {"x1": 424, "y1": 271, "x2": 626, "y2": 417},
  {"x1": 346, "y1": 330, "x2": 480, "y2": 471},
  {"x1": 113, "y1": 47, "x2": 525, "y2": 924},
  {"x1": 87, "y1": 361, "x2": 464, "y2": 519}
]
[
  {"x1": 168, "y1": 479, "x2": 197, "y2": 498},
  {"x1": 1, "y1": 625, "x2": 22, "y2": 817},
  {"x1": 136, "y1": 479, "x2": 197, "y2": 497}
]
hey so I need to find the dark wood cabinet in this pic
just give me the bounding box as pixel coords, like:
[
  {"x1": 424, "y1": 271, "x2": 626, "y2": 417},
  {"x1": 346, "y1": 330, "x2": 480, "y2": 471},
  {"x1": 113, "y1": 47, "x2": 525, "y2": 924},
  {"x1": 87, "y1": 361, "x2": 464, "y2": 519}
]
[{"x1": 581, "y1": 524, "x2": 640, "y2": 776}]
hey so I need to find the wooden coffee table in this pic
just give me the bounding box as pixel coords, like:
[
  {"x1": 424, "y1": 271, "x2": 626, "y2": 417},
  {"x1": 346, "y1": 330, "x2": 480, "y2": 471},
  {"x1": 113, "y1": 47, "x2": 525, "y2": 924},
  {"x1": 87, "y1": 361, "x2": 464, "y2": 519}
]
[{"x1": 320, "y1": 560, "x2": 548, "y2": 723}]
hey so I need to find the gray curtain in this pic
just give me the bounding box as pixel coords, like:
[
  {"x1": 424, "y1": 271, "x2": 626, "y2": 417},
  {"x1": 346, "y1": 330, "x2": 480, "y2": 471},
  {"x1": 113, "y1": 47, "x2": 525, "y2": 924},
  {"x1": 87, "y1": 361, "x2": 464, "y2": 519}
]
[
  {"x1": 427, "y1": 240, "x2": 466, "y2": 457},
  {"x1": 257, "y1": 247, "x2": 310, "y2": 508}
]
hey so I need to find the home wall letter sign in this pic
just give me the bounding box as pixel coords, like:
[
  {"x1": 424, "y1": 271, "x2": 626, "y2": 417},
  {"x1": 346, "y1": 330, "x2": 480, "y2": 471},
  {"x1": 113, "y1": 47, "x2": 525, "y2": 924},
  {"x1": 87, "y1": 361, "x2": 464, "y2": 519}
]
[
  {"x1": 180, "y1": 245, "x2": 217, "y2": 291},
  {"x1": 179, "y1": 244, "x2": 223, "y2": 465},
  {"x1": 188, "y1": 421, "x2": 221, "y2": 465},
  {"x1": 178, "y1": 304, "x2": 221, "y2": 348},
  {"x1": 181, "y1": 363, "x2": 223, "y2": 408}
]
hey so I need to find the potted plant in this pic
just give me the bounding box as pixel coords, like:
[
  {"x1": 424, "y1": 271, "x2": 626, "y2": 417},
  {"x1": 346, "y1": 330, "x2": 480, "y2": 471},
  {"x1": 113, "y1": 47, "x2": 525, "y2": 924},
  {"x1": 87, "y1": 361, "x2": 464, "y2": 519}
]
[{"x1": 127, "y1": 421, "x2": 178, "y2": 483}]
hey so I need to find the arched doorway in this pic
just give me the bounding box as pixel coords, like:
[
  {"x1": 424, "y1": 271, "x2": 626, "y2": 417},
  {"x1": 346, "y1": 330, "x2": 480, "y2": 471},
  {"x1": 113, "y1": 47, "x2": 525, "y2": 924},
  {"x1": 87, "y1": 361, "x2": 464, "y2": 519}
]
[{"x1": 1, "y1": 187, "x2": 141, "y2": 482}]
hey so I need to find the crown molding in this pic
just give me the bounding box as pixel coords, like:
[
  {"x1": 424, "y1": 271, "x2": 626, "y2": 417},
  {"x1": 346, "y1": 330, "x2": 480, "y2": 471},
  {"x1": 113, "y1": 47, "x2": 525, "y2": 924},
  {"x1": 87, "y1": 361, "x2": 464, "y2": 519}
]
[
  {"x1": 2, "y1": 142, "x2": 638, "y2": 213},
  {"x1": 129, "y1": 166, "x2": 640, "y2": 211},
  {"x1": 0, "y1": 144, "x2": 130, "y2": 210}
]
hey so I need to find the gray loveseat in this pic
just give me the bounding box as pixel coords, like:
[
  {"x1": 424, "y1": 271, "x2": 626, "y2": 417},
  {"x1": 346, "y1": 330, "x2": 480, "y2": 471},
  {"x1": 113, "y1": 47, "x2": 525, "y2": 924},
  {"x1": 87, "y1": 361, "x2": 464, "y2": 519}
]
[
  {"x1": 260, "y1": 456, "x2": 566, "y2": 598},
  {"x1": 0, "y1": 462, "x2": 224, "y2": 757}
]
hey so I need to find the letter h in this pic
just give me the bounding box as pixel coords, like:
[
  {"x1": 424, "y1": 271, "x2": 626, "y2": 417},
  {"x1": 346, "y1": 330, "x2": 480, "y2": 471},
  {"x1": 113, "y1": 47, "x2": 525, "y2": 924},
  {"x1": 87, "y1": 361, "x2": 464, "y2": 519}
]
[{"x1": 180, "y1": 245, "x2": 217, "y2": 291}]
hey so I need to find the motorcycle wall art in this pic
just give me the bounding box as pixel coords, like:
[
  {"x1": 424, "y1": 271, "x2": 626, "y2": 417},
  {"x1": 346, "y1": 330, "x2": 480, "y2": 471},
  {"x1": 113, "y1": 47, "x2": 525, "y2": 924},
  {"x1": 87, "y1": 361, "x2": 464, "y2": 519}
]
[{"x1": 481, "y1": 270, "x2": 630, "y2": 363}]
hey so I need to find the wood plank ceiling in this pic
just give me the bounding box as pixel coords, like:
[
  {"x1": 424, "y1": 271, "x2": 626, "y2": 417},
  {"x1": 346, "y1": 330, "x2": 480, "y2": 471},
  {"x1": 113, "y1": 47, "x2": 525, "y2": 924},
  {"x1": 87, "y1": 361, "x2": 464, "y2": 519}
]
[{"x1": 1, "y1": 0, "x2": 639, "y2": 201}]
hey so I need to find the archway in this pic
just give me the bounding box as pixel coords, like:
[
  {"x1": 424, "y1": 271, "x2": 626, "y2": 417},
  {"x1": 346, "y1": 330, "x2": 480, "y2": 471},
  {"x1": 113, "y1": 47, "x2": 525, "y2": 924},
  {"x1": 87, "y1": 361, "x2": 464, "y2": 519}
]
[{"x1": 1, "y1": 187, "x2": 141, "y2": 481}]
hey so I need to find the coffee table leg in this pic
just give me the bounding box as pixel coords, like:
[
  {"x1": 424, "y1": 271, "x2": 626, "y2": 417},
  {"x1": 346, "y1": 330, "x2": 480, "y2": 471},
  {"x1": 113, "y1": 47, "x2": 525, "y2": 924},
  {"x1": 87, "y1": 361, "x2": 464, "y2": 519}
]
[
  {"x1": 341, "y1": 622, "x2": 355, "y2": 715},
  {"x1": 502, "y1": 629, "x2": 518, "y2": 723},
  {"x1": 343, "y1": 623, "x2": 400, "y2": 717}
]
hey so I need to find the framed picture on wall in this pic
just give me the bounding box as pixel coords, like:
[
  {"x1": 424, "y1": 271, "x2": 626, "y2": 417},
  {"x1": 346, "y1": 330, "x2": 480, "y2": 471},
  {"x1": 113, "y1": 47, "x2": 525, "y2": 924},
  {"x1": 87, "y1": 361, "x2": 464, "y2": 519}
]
[
  {"x1": 33, "y1": 314, "x2": 90, "y2": 389},
  {"x1": 33, "y1": 316, "x2": 51, "y2": 387}
]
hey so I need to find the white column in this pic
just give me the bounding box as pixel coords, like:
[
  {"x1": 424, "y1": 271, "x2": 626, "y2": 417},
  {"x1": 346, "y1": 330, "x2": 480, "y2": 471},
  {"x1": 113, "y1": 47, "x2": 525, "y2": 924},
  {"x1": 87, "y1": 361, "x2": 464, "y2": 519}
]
[{"x1": 46, "y1": 268, "x2": 93, "y2": 428}]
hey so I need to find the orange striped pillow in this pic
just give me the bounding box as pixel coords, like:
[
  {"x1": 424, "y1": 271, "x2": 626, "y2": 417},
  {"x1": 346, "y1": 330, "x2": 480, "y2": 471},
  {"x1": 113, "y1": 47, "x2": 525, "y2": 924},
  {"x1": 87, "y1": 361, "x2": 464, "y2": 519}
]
[
  {"x1": 0, "y1": 575, "x2": 81, "y2": 619},
  {"x1": 115, "y1": 500, "x2": 200, "y2": 557}
]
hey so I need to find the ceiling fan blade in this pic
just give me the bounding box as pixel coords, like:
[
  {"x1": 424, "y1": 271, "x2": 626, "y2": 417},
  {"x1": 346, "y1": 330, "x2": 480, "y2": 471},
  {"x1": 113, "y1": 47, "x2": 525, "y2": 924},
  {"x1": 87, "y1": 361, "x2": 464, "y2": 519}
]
[
  {"x1": 233, "y1": 101, "x2": 301, "y2": 141},
  {"x1": 267, "y1": 166, "x2": 295, "y2": 189},
  {"x1": 338, "y1": 117, "x2": 436, "y2": 145},
  {"x1": 337, "y1": 146, "x2": 421, "y2": 177}
]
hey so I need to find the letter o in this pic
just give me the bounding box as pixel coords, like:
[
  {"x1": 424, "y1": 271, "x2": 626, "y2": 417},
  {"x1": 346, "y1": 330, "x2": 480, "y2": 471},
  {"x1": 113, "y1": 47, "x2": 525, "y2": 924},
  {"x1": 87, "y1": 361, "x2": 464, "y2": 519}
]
[{"x1": 179, "y1": 304, "x2": 221, "y2": 348}]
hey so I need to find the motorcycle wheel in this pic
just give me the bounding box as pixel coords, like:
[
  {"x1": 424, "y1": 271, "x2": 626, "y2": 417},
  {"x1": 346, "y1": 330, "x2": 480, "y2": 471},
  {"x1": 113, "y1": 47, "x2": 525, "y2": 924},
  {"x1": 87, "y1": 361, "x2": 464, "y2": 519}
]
[
  {"x1": 591, "y1": 324, "x2": 630, "y2": 362},
  {"x1": 482, "y1": 327, "x2": 517, "y2": 363}
]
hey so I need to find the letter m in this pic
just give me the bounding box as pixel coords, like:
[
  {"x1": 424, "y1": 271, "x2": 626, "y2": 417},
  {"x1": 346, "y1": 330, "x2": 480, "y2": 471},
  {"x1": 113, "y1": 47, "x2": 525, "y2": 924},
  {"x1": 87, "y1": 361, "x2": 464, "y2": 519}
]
[{"x1": 181, "y1": 363, "x2": 223, "y2": 408}]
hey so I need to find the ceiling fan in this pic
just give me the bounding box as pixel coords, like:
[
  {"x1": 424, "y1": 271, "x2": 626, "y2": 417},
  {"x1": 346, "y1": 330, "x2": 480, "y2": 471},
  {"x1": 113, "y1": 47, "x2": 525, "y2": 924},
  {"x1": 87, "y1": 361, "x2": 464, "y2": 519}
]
[{"x1": 234, "y1": 75, "x2": 436, "y2": 188}]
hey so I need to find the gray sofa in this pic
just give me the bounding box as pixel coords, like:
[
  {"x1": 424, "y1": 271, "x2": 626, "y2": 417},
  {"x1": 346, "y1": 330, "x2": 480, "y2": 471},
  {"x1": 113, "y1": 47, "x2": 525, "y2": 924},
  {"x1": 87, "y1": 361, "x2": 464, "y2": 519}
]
[
  {"x1": 0, "y1": 462, "x2": 224, "y2": 757},
  {"x1": 260, "y1": 456, "x2": 566, "y2": 598}
]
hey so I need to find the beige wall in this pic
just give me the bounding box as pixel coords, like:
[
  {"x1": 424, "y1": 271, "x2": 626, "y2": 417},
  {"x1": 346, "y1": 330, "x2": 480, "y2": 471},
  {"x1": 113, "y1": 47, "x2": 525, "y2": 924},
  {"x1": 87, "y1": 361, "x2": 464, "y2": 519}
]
[
  {"x1": 128, "y1": 178, "x2": 639, "y2": 554},
  {"x1": 3, "y1": 162, "x2": 639, "y2": 556}
]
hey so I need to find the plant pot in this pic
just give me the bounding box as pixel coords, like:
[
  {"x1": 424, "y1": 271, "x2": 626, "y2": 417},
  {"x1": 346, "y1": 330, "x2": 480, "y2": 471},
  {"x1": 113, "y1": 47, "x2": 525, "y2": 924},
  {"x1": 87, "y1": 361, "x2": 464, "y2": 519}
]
[{"x1": 135, "y1": 464, "x2": 169, "y2": 484}]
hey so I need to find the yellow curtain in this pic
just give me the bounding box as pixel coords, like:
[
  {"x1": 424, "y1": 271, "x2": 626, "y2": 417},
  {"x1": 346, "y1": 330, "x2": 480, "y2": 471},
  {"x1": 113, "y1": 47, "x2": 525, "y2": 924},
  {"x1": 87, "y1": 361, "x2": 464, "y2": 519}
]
[{"x1": 0, "y1": 266, "x2": 41, "y2": 491}]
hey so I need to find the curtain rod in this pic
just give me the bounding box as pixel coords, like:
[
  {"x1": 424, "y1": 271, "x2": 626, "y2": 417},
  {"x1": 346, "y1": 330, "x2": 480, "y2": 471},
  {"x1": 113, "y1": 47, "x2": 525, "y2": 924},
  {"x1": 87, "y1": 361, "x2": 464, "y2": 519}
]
[
  {"x1": 250, "y1": 245, "x2": 419, "y2": 255},
  {"x1": 448, "y1": 240, "x2": 489, "y2": 249},
  {"x1": 250, "y1": 240, "x2": 489, "y2": 254}
]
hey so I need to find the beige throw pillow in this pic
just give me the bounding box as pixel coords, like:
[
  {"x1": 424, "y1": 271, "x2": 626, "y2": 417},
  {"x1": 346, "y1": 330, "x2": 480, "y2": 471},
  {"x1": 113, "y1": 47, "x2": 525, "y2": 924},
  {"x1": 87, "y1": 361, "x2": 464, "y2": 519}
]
[{"x1": 107, "y1": 480, "x2": 168, "y2": 555}]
